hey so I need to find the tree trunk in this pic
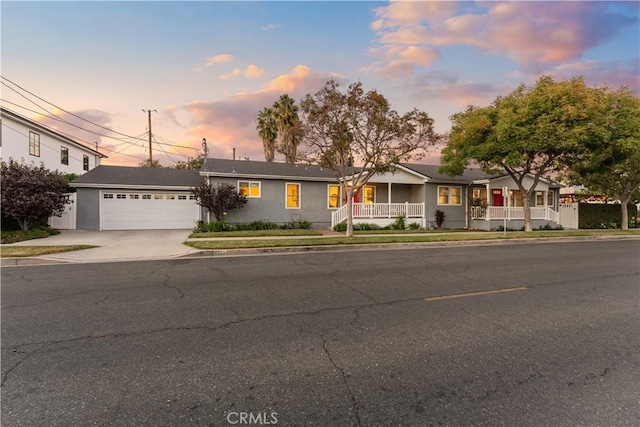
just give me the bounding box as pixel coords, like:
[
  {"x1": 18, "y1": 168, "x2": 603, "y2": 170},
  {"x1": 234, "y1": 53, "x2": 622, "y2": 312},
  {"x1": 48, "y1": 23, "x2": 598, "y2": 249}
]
[
  {"x1": 346, "y1": 188, "x2": 354, "y2": 237},
  {"x1": 620, "y1": 196, "x2": 630, "y2": 230},
  {"x1": 522, "y1": 192, "x2": 533, "y2": 232}
]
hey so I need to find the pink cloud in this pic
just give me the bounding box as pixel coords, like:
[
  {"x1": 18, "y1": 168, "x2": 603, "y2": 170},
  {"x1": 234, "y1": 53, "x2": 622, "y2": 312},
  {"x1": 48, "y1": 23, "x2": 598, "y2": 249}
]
[
  {"x1": 370, "y1": 1, "x2": 639, "y2": 76},
  {"x1": 205, "y1": 54, "x2": 235, "y2": 67},
  {"x1": 219, "y1": 64, "x2": 265, "y2": 80},
  {"x1": 177, "y1": 65, "x2": 345, "y2": 162}
]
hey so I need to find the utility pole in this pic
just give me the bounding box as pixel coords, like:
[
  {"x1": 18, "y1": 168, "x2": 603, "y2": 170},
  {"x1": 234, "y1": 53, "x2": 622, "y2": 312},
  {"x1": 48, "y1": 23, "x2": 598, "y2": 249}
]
[{"x1": 142, "y1": 109, "x2": 157, "y2": 164}]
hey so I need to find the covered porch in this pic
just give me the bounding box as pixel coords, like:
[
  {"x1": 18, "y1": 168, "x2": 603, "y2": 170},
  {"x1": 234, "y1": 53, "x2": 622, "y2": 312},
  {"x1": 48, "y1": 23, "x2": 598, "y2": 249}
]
[{"x1": 331, "y1": 202, "x2": 425, "y2": 229}]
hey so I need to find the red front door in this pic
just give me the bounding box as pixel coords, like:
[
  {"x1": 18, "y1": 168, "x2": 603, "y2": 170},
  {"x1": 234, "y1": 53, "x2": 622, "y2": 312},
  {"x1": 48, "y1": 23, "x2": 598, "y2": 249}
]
[{"x1": 492, "y1": 189, "x2": 503, "y2": 206}]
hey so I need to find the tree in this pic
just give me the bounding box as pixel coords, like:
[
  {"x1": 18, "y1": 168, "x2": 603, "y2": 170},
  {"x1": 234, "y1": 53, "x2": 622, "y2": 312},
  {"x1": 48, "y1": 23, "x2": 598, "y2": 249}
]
[
  {"x1": 569, "y1": 86, "x2": 640, "y2": 229},
  {"x1": 300, "y1": 79, "x2": 438, "y2": 236},
  {"x1": 173, "y1": 155, "x2": 205, "y2": 170},
  {"x1": 440, "y1": 75, "x2": 600, "y2": 232},
  {"x1": 273, "y1": 94, "x2": 303, "y2": 163},
  {"x1": 256, "y1": 107, "x2": 278, "y2": 162},
  {"x1": 1, "y1": 159, "x2": 70, "y2": 231},
  {"x1": 190, "y1": 182, "x2": 247, "y2": 222},
  {"x1": 139, "y1": 159, "x2": 163, "y2": 168}
]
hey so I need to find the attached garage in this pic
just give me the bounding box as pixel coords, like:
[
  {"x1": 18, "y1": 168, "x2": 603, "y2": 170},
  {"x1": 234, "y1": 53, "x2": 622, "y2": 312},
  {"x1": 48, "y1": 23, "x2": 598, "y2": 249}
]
[
  {"x1": 101, "y1": 191, "x2": 200, "y2": 230},
  {"x1": 71, "y1": 166, "x2": 203, "y2": 231}
]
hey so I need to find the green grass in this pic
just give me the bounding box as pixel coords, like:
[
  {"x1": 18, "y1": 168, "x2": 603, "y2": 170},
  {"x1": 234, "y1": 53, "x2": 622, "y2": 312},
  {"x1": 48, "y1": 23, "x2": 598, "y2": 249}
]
[
  {"x1": 185, "y1": 229, "x2": 640, "y2": 250},
  {"x1": 0, "y1": 245, "x2": 97, "y2": 258},
  {"x1": 189, "y1": 229, "x2": 322, "y2": 238}
]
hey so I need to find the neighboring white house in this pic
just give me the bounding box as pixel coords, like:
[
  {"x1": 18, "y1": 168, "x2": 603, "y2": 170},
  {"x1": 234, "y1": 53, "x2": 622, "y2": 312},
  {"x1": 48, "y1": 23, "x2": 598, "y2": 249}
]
[
  {"x1": 1, "y1": 107, "x2": 107, "y2": 229},
  {"x1": 1, "y1": 107, "x2": 106, "y2": 174}
]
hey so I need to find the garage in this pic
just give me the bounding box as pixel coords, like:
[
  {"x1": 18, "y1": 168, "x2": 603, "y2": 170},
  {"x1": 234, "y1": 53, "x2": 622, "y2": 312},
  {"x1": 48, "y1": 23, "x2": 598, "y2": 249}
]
[
  {"x1": 101, "y1": 191, "x2": 200, "y2": 230},
  {"x1": 71, "y1": 166, "x2": 204, "y2": 231}
]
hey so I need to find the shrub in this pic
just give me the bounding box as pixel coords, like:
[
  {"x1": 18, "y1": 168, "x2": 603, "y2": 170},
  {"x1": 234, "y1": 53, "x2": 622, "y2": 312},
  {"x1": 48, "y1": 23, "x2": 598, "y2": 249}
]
[
  {"x1": 234, "y1": 221, "x2": 279, "y2": 231},
  {"x1": 390, "y1": 214, "x2": 406, "y2": 230},
  {"x1": 193, "y1": 220, "x2": 234, "y2": 233},
  {"x1": 408, "y1": 222, "x2": 422, "y2": 230},
  {"x1": 435, "y1": 210, "x2": 446, "y2": 229},
  {"x1": 1, "y1": 225, "x2": 60, "y2": 244}
]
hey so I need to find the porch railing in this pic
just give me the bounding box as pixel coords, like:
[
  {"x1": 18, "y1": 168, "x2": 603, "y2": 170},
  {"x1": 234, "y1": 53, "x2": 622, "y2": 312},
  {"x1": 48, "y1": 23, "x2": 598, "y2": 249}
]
[
  {"x1": 331, "y1": 202, "x2": 425, "y2": 229},
  {"x1": 471, "y1": 206, "x2": 559, "y2": 222}
]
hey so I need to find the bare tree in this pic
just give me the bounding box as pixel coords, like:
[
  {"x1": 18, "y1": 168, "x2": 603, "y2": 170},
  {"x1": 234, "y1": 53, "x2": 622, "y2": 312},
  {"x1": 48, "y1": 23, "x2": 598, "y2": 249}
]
[{"x1": 300, "y1": 80, "x2": 438, "y2": 236}]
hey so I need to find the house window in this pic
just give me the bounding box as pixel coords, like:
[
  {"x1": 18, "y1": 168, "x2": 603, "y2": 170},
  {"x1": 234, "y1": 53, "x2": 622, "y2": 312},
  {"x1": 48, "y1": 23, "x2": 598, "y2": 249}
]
[
  {"x1": 129, "y1": 194, "x2": 139, "y2": 200},
  {"x1": 472, "y1": 188, "x2": 487, "y2": 205},
  {"x1": 363, "y1": 186, "x2": 376, "y2": 204},
  {"x1": 286, "y1": 183, "x2": 300, "y2": 209},
  {"x1": 116, "y1": 194, "x2": 126, "y2": 199},
  {"x1": 438, "y1": 186, "x2": 462, "y2": 206},
  {"x1": 178, "y1": 195, "x2": 187, "y2": 200},
  {"x1": 154, "y1": 195, "x2": 163, "y2": 200},
  {"x1": 83, "y1": 155, "x2": 90, "y2": 171},
  {"x1": 103, "y1": 193, "x2": 113, "y2": 199},
  {"x1": 536, "y1": 191, "x2": 545, "y2": 206},
  {"x1": 548, "y1": 191, "x2": 555, "y2": 207},
  {"x1": 509, "y1": 190, "x2": 524, "y2": 207},
  {"x1": 166, "y1": 195, "x2": 176, "y2": 200},
  {"x1": 238, "y1": 181, "x2": 261, "y2": 198},
  {"x1": 328, "y1": 185, "x2": 341, "y2": 208},
  {"x1": 189, "y1": 195, "x2": 197, "y2": 200},
  {"x1": 61, "y1": 147, "x2": 69, "y2": 165},
  {"x1": 142, "y1": 194, "x2": 151, "y2": 200},
  {"x1": 29, "y1": 131, "x2": 40, "y2": 157}
]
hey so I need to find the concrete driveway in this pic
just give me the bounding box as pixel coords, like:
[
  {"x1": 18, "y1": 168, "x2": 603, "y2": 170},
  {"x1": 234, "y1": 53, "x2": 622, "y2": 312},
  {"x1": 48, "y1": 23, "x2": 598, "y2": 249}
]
[{"x1": 7, "y1": 229, "x2": 199, "y2": 263}]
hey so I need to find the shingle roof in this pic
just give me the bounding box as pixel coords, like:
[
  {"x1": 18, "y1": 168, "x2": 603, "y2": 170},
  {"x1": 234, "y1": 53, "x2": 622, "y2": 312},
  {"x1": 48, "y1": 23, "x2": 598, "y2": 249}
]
[
  {"x1": 400, "y1": 164, "x2": 499, "y2": 182},
  {"x1": 71, "y1": 165, "x2": 202, "y2": 187},
  {"x1": 202, "y1": 158, "x2": 337, "y2": 180}
]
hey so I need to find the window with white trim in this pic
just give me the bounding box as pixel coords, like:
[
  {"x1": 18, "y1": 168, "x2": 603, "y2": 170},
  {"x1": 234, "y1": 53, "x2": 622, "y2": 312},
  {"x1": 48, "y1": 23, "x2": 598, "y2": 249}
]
[
  {"x1": 437, "y1": 186, "x2": 462, "y2": 206},
  {"x1": 129, "y1": 194, "x2": 139, "y2": 200},
  {"x1": 178, "y1": 195, "x2": 187, "y2": 200},
  {"x1": 286, "y1": 183, "x2": 300, "y2": 209},
  {"x1": 103, "y1": 193, "x2": 113, "y2": 199},
  {"x1": 238, "y1": 181, "x2": 261, "y2": 198},
  {"x1": 154, "y1": 195, "x2": 163, "y2": 200},
  {"x1": 142, "y1": 194, "x2": 151, "y2": 200},
  {"x1": 29, "y1": 131, "x2": 40, "y2": 157},
  {"x1": 536, "y1": 191, "x2": 545, "y2": 206},
  {"x1": 61, "y1": 147, "x2": 69, "y2": 165},
  {"x1": 116, "y1": 194, "x2": 126, "y2": 199},
  {"x1": 83, "y1": 155, "x2": 90, "y2": 171}
]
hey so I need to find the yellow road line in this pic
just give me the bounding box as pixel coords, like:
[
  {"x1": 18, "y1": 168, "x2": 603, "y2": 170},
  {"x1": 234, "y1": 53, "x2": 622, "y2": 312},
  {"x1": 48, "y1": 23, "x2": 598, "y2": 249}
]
[{"x1": 425, "y1": 286, "x2": 528, "y2": 302}]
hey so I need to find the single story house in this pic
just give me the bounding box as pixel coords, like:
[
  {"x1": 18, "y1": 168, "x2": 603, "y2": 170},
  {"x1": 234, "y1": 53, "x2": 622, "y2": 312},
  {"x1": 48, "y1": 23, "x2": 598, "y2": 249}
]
[{"x1": 71, "y1": 158, "x2": 562, "y2": 231}]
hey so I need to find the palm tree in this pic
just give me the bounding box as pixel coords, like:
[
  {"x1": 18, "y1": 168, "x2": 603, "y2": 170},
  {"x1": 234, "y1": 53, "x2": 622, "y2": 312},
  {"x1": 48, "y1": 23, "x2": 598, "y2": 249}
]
[
  {"x1": 256, "y1": 107, "x2": 278, "y2": 162},
  {"x1": 273, "y1": 94, "x2": 302, "y2": 164}
]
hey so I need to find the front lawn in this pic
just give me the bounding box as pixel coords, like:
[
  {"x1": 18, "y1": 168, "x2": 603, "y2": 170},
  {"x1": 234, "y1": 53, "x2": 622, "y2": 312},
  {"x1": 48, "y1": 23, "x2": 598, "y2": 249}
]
[
  {"x1": 185, "y1": 229, "x2": 640, "y2": 250},
  {"x1": 1, "y1": 226, "x2": 60, "y2": 244},
  {"x1": 189, "y1": 229, "x2": 322, "y2": 238},
  {"x1": 0, "y1": 245, "x2": 97, "y2": 258}
]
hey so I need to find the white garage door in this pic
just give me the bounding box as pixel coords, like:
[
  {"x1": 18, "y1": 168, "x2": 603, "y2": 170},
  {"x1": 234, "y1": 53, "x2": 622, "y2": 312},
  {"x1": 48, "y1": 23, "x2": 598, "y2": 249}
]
[{"x1": 101, "y1": 191, "x2": 200, "y2": 230}]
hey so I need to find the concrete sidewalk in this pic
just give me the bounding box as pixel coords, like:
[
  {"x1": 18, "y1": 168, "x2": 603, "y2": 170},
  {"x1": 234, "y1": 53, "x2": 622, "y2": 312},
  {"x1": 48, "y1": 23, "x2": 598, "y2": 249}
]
[{"x1": 2, "y1": 230, "x2": 199, "y2": 264}]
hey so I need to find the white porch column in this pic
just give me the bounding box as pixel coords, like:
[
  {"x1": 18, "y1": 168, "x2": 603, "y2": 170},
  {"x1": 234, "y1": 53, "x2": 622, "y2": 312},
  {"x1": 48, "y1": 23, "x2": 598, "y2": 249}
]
[{"x1": 388, "y1": 182, "x2": 392, "y2": 218}]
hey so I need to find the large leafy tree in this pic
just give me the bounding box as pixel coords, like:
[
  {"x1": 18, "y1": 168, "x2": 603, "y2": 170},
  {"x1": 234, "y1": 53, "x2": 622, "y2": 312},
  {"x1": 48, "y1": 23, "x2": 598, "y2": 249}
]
[
  {"x1": 569, "y1": 86, "x2": 640, "y2": 229},
  {"x1": 190, "y1": 182, "x2": 247, "y2": 222},
  {"x1": 440, "y1": 75, "x2": 600, "y2": 232},
  {"x1": 173, "y1": 154, "x2": 205, "y2": 170},
  {"x1": 256, "y1": 107, "x2": 278, "y2": 162},
  {"x1": 300, "y1": 79, "x2": 438, "y2": 236},
  {"x1": 273, "y1": 94, "x2": 303, "y2": 163},
  {"x1": 1, "y1": 159, "x2": 70, "y2": 231}
]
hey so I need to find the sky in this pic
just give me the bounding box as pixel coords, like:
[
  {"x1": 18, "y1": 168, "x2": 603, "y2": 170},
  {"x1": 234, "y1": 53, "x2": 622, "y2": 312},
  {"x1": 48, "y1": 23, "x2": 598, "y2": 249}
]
[{"x1": 2, "y1": 1, "x2": 638, "y2": 167}]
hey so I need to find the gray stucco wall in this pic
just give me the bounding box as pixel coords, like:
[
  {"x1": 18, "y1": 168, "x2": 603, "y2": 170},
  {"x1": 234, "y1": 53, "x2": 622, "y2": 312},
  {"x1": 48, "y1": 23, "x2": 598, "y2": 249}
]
[
  {"x1": 211, "y1": 178, "x2": 335, "y2": 227},
  {"x1": 75, "y1": 188, "x2": 101, "y2": 230},
  {"x1": 424, "y1": 183, "x2": 468, "y2": 229}
]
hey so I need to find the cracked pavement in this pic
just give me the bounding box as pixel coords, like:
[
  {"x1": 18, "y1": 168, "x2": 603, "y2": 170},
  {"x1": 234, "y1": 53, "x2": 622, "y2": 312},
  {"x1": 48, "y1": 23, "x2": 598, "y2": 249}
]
[{"x1": 2, "y1": 240, "x2": 639, "y2": 426}]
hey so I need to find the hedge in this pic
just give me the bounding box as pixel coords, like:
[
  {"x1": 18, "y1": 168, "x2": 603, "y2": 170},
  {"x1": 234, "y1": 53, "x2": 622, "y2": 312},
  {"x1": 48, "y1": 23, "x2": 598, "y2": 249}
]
[{"x1": 578, "y1": 203, "x2": 638, "y2": 229}]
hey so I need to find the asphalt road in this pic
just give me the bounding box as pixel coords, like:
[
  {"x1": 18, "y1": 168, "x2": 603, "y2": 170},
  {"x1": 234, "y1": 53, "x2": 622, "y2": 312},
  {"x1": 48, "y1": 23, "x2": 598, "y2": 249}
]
[{"x1": 2, "y1": 239, "x2": 639, "y2": 426}]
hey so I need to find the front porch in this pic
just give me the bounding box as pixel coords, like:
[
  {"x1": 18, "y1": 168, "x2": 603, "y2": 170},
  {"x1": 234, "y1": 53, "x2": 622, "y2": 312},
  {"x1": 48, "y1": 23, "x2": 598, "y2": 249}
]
[
  {"x1": 331, "y1": 202, "x2": 425, "y2": 229},
  {"x1": 471, "y1": 206, "x2": 559, "y2": 222}
]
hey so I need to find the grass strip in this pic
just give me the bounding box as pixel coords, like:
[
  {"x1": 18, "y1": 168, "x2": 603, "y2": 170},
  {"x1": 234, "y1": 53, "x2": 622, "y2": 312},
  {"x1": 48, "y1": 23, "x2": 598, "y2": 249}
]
[
  {"x1": 185, "y1": 230, "x2": 639, "y2": 250},
  {"x1": 189, "y1": 229, "x2": 322, "y2": 238},
  {"x1": 0, "y1": 245, "x2": 97, "y2": 258}
]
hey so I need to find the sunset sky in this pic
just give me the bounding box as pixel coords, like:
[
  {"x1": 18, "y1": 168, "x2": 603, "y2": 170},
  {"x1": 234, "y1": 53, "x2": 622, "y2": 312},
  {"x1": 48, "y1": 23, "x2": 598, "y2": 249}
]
[{"x1": 2, "y1": 1, "x2": 638, "y2": 167}]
